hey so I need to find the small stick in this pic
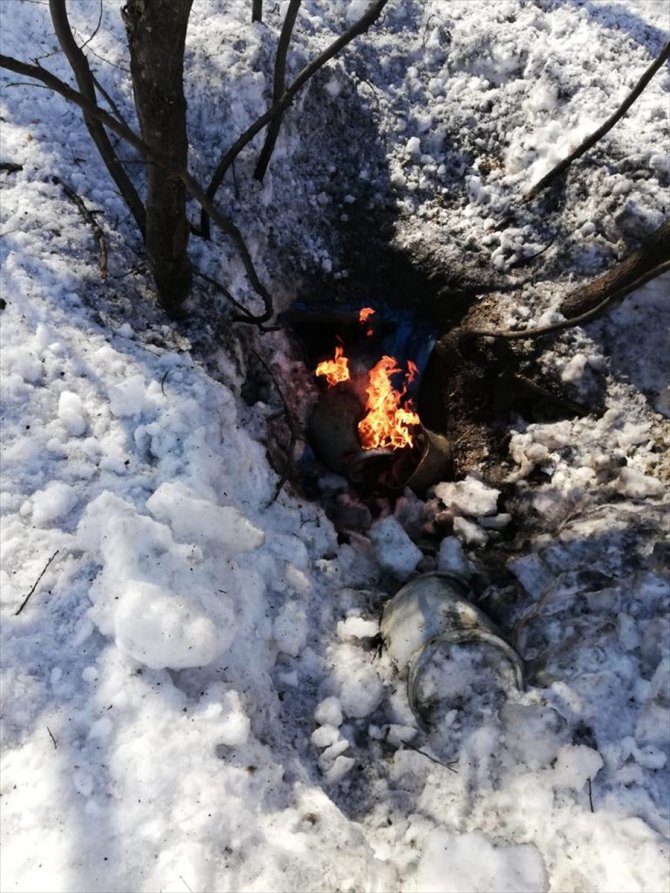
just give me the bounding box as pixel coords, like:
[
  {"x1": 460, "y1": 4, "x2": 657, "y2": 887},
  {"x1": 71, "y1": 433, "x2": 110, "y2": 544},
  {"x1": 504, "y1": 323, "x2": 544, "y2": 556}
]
[
  {"x1": 46, "y1": 726, "x2": 58, "y2": 750},
  {"x1": 53, "y1": 176, "x2": 108, "y2": 278},
  {"x1": 251, "y1": 0, "x2": 262, "y2": 23},
  {"x1": 587, "y1": 776, "x2": 594, "y2": 813},
  {"x1": 0, "y1": 161, "x2": 23, "y2": 174},
  {"x1": 524, "y1": 40, "x2": 670, "y2": 202},
  {"x1": 179, "y1": 876, "x2": 194, "y2": 893},
  {"x1": 405, "y1": 744, "x2": 458, "y2": 772},
  {"x1": 15, "y1": 550, "x2": 59, "y2": 615}
]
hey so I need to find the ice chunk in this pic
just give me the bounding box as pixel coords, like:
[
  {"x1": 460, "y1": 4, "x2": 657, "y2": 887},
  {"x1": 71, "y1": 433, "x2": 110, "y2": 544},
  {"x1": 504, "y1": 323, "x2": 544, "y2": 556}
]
[
  {"x1": 31, "y1": 481, "x2": 78, "y2": 526},
  {"x1": 58, "y1": 390, "x2": 87, "y2": 436},
  {"x1": 311, "y1": 724, "x2": 341, "y2": 750},
  {"x1": 453, "y1": 516, "x2": 488, "y2": 547},
  {"x1": 214, "y1": 690, "x2": 250, "y2": 747},
  {"x1": 314, "y1": 696, "x2": 343, "y2": 727},
  {"x1": 437, "y1": 536, "x2": 471, "y2": 575},
  {"x1": 339, "y1": 664, "x2": 384, "y2": 719},
  {"x1": 336, "y1": 616, "x2": 379, "y2": 640},
  {"x1": 434, "y1": 476, "x2": 500, "y2": 516},
  {"x1": 109, "y1": 374, "x2": 155, "y2": 418},
  {"x1": 552, "y1": 744, "x2": 603, "y2": 790},
  {"x1": 114, "y1": 580, "x2": 220, "y2": 670},
  {"x1": 370, "y1": 516, "x2": 422, "y2": 578},
  {"x1": 415, "y1": 830, "x2": 548, "y2": 893},
  {"x1": 147, "y1": 481, "x2": 264, "y2": 554},
  {"x1": 324, "y1": 755, "x2": 355, "y2": 783},
  {"x1": 615, "y1": 466, "x2": 664, "y2": 498}
]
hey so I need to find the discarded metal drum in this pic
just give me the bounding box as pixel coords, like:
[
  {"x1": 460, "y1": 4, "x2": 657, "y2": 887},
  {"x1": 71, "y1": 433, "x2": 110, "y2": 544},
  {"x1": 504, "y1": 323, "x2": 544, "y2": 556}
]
[{"x1": 381, "y1": 572, "x2": 525, "y2": 729}]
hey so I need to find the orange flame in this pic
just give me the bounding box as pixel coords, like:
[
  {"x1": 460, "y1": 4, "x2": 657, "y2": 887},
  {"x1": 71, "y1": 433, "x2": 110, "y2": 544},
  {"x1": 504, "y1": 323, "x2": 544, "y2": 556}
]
[
  {"x1": 359, "y1": 306, "x2": 375, "y2": 337},
  {"x1": 357, "y1": 355, "x2": 420, "y2": 450},
  {"x1": 315, "y1": 344, "x2": 351, "y2": 387}
]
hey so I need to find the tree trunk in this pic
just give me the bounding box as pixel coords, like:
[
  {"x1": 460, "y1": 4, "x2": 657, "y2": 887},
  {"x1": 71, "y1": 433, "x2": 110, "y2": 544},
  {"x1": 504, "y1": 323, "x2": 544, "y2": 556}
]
[{"x1": 122, "y1": 0, "x2": 193, "y2": 315}]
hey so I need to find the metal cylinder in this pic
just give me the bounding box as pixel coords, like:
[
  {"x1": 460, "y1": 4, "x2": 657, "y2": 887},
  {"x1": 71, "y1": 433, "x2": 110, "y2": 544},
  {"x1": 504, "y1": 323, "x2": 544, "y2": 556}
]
[{"x1": 381, "y1": 572, "x2": 525, "y2": 729}]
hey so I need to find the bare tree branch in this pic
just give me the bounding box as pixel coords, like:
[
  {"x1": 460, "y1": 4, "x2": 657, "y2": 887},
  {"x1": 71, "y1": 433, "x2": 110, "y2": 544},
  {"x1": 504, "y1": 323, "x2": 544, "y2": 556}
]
[
  {"x1": 48, "y1": 0, "x2": 146, "y2": 234},
  {"x1": 254, "y1": 0, "x2": 301, "y2": 182},
  {"x1": 0, "y1": 54, "x2": 274, "y2": 322},
  {"x1": 524, "y1": 40, "x2": 670, "y2": 202},
  {"x1": 462, "y1": 259, "x2": 670, "y2": 343},
  {"x1": 559, "y1": 217, "x2": 670, "y2": 317},
  {"x1": 200, "y1": 0, "x2": 389, "y2": 238},
  {"x1": 252, "y1": 0, "x2": 262, "y2": 24}
]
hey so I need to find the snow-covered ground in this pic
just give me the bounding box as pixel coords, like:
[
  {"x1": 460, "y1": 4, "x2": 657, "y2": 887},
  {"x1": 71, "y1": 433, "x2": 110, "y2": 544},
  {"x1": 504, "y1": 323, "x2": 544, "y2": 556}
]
[{"x1": 1, "y1": 1, "x2": 669, "y2": 891}]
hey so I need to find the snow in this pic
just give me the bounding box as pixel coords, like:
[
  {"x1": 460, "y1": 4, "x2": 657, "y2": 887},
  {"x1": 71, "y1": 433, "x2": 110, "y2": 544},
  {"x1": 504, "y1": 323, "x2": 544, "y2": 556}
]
[
  {"x1": 1, "y1": 1, "x2": 669, "y2": 892},
  {"x1": 434, "y1": 476, "x2": 501, "y2": 517},
  {"x1": 370, "y1": 515, "x2": 423, "y2": 578}
]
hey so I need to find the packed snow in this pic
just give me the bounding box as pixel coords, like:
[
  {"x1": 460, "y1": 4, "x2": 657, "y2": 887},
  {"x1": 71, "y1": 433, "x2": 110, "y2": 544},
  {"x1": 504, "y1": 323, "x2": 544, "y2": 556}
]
[{"x1": 1, "y1": 1, "x2": 669, "y2": 892}]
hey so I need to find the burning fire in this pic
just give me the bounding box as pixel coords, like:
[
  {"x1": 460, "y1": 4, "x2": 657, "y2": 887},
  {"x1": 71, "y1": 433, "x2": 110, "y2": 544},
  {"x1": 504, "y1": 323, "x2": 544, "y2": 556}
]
[
  {"x1": 315, "y1": 343, "x2": 350, "y2": 386},
  {"x1": 358, "y1": 355, "x2": 420, "y2": 450},
  {"x1": 316, "y1": 335, "x2": 420, "y2": 451},
  {"x1": 359, "y1": 306, "x2": 375, "y2": 337}
]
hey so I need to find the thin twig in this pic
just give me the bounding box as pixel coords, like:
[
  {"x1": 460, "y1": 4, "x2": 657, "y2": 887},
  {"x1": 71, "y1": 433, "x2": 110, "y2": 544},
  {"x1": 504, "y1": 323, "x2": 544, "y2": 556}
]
[
  {"x1": 48, "y1": 0, "x2": 146, "y2": 234},
  {"x1": 462, "y1": 260, "x2": 670, "y2": 343},
  {"x1": 46, "y1": 726, "x2": 58, "y2": 750},
  {"x1": 15, "y1": 550, "x2": 59, "y2": 616},
  {"x1": 404, "y1": 744, "x2": 458, "y2": 772},
  {"x1": 524, "y1": 40, "x2": 670, "y2": 202},
  {"x1": 192, "y1": 268, "x2": 259, "y2": 323},
  {"x1": 91, "y1": 72, "x2": 131, "y2": 131},
  {"x1": 250, "y1": 348, "x2": 299, "y2": 501},
  {"x1": 0, "y1": 161, "x2": 23, "y2": 174},
  {"x1": 54, "y1": 175, "x2": 108, "y2": 278},
  {"x1": 0, "y1": 54, "x2": 274, "y2": 323},
  {"x1": 587, "y1": 776, "x2": 594, "y2": 813},
  {"x1": 254, "y1": 0, "x2": 301, "y2": 181},
  {"x1": 77, "y1": 0, "x2": 103, "y2": 52},
  {"x1": 201, "y1": 0, "x2": 389, "y2": 238}
]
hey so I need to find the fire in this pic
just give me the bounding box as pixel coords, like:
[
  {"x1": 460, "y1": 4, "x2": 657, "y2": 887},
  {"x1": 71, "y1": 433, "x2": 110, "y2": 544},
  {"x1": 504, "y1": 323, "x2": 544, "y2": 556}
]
[
  {"x1": 358, "y1": 355, "x2": 420, "y2": 451},
  {"x1": 315, "y1": 344, "x2": 350, "y2": 386},
  {"x1": 359, "y1": 306, "x2": 375, "y2": 337},
  {"x1": 315, "y1": 336, "x2": 420, "y2": 451}
]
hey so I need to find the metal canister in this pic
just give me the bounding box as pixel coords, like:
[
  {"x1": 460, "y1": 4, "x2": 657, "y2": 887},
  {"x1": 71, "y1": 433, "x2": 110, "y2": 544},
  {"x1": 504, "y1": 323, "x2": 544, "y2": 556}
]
[{"x1": 381, "y1": 572, "x2": 525, "y2": 729}]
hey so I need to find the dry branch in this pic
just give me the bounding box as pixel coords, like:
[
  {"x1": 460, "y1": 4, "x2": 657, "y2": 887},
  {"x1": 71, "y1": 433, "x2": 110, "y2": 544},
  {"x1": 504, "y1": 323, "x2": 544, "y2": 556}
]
[
  {"x1": 200, "y1": 0, "x2": 389, "y2": 238},
  {"x1": 0, "y1": 54, "x2": 274, "y2": 322},
  {"x1": 559, "y1": 217, "x2": 670, "y2": 318},
  {"x1": 254, "y1": 0, "x2": 301, "y2": 182},
  {"x1": 0, "y1": 161, "x2": 23, "y2": 174},
  {"x1": 54, "y1": 175, "x2": 108, "y2": 277},
  {"x1": 462, "y1": 256, "x2": 670, "y2": 344},
  {"x1": 252, "y1": 1, "x2": 263, "y2": 24},
  {"x1": 524, "y1": 40, "x2": 670, "y2": 202},
  {"x1": 49, "y1": 0, "x2": 146, "y2": 234},
  {"x1": 15, "y1": 550, "x2": 59, "y2": 616}
]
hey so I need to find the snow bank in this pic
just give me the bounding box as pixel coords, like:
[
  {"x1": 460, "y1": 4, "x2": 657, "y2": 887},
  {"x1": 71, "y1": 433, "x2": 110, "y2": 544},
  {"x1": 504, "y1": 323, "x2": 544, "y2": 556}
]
[{"x1": 1, "y1": 1, "x2": 669, "y2": 891}]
